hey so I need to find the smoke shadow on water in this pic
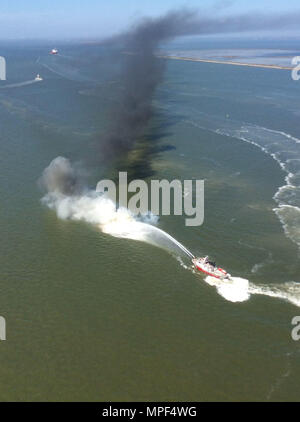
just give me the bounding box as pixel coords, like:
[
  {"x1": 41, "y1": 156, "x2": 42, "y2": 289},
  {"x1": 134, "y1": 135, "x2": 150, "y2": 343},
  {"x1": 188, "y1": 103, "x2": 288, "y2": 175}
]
[{"x1": 93, "y1": 112, "x2": 177, "y2": 180}]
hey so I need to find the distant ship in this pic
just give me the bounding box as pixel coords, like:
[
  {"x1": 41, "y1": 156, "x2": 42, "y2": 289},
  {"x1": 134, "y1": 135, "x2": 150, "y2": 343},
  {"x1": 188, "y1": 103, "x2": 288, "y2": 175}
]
[
  {"x1": 35, "y1": 74, "x2": 43, "y2": 81},
  {"x1": 50, "y1": 48, "x2": 58, "y2": 55}
]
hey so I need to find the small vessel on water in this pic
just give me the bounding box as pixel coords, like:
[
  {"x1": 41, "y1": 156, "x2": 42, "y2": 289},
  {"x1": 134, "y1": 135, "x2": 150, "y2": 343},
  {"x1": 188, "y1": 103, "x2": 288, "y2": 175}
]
[
  {"x1": 35, "y1": 74, "x2": 43, "y2": 81},
  {"x1": 50, "y1": 48, "x2": 58, "y2": 55},
  {"x1": 192, "y1": 256, "x2": 231, "y2": 280}
]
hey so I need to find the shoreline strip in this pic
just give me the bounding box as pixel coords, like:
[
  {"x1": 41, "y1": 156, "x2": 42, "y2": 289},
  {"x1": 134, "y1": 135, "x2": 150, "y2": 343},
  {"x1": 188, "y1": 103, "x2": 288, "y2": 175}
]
[{"x1": 159, "y1": 55, "x2": 293, "y2": 70}]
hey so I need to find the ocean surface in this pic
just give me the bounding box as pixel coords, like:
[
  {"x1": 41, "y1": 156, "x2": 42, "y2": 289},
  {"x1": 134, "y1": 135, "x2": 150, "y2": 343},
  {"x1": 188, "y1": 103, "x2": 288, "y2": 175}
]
[{"x1": 0, "y1": 39, "x2": 300, "y2": 401}]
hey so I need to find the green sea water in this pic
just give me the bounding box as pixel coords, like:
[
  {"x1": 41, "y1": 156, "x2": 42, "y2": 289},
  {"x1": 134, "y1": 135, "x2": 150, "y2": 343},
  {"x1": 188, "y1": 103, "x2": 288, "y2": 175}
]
[{"x1": 0, "y1": 41, "x2": 300, "y2": 401}]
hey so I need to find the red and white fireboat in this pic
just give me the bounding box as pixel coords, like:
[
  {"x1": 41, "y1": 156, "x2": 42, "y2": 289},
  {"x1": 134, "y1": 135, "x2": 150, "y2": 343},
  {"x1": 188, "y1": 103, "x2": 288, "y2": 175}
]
[
  {"x1": 50, "y1": 48, "x2": 58, "y2": 55},
  {"x1": 192, "y1": 256, "x2": 231, "y2": 280}
]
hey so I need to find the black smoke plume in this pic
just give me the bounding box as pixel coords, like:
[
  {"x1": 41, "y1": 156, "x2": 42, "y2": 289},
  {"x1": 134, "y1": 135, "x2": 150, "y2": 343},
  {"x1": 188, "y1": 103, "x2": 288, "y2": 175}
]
[
  {"x1": 100, "y1": 8, "x2": 300, "y2": 160},
  {"x1": 41, "y1": 8, "x2": 300, "y2": 194}
]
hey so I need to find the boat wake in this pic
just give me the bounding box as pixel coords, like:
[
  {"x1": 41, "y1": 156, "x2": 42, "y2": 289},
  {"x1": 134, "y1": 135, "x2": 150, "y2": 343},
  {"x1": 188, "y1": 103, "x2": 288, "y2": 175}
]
[
  {"x1": 0, "y1": 79, "x2": 41, "y2": 89},
  {"x1": 248, "y1": 281, "x2": 300, "y2": 307},
  {"x1": 39, "y1": 55, "x2": 96, "y2": 83},
  {"x1": 205, "y1": 276, "x2": 250, "y2": 303},
  {"x1": 203, "y1": 274, "x2": 300, "y2": 306}
]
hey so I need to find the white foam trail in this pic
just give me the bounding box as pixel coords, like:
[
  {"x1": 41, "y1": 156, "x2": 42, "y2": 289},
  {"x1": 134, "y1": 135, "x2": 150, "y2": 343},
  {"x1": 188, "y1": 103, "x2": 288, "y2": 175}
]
[
  {"x1": 0, "y1": 79, "x2": 41, "y2": 89},
  {"x1": 185, "y1": 113, "x2": 300, "y2": 249},
  {"x1": 251, "y1": 252, "x2": 274, "y2": 274},
  {"x1": 249, "y1": 282, "x2": 300, "y2": 307},
  {"x1": 176, "y1": 256, "x2": 190, "y2": 270},
  {"x1": 203, "y1": 275, "x2": 300, "y2": 307},
  {"x1": 40, "y1": 61, "x2": 94, "y2": 82},
  {"x1": 205, "y1": 276, "x2": 250, "y2": 302}
]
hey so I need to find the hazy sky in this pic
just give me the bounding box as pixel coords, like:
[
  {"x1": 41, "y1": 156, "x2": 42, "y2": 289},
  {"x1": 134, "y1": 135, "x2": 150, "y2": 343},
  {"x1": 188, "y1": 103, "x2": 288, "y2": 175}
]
[{"x1": 0, "y1": 0, "x2": 300, "y2": 39}]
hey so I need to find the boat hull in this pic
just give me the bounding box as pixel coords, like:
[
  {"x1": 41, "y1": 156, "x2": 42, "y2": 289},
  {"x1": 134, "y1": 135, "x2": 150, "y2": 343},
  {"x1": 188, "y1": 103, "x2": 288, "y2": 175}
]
[{"x1": 192, "y1": 258, "x2": 229, "y2": 280}]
